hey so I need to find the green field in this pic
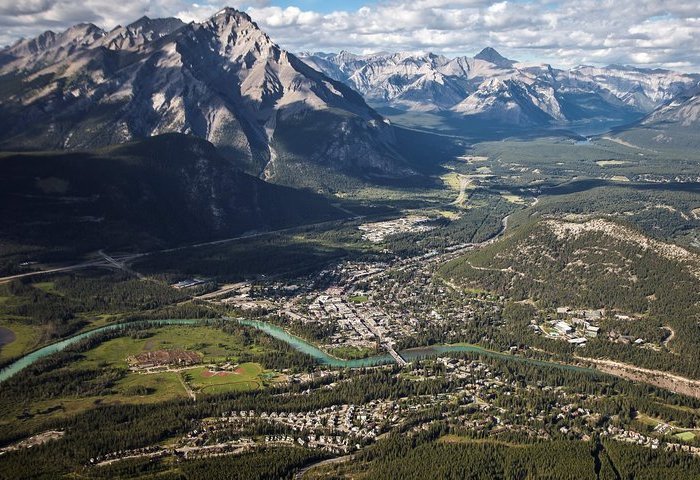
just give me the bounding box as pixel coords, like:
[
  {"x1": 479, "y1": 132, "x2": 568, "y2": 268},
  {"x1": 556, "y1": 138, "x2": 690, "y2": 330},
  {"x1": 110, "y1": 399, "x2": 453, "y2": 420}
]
[
  {"x1": 74, "y1": 325, "x2": 284, "y2": 397},
  {"x1": 0, "y1": 321, "x2": 42, "y2": 361},
  {"x1": 187, "y1": 362, "x2": 270, "y2": 394},
  {"x1": 636, "y1": 413, "x2": 663, "y2": 427},
  {"x1": 75, "y1": 325, "x2": 270, "y2": 370},
  {"x1": 348, "y1": 295, "x2": 369, "y2": 304},
  {"x1": 674, "y1": 431, "x2": 697, "y2": 442}
]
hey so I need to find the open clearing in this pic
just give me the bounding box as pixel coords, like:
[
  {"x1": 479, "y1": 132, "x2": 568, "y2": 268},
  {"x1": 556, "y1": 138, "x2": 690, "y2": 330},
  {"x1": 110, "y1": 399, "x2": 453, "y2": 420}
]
[
  {"x1": 596, "y1": 160, "x2": 630, "y2": 166},
  {"x1": 438, "y1": 435, "x2": 525, "y2": 448},
  {"x1": 188, "y1": 362, "x2": 267, "y2": 394},
  {"x1": 499, "y1": 192, "x2": 527, "y2": 205},
  {"x1": 76, "y1": 325, "x2": 269, "y2": 369},
  {"x1": 674, "y1": 431, "x2": 697, "y2": 442},
  {"x1": 0, "y1": 322, "x2": 41, "y2": 361},
  {"x1": 457, "y1": 155, "x2": 489, "y2": 163}
]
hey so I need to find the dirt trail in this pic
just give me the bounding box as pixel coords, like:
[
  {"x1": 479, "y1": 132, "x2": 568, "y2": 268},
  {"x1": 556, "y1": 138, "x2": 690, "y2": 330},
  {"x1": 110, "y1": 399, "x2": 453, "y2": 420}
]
[
  {"x1": 662, "y1": 326, "x2": 676, "y2": 347},
  {"x1": 178, "y1": 373, "x2": 197, "y2": 401}
]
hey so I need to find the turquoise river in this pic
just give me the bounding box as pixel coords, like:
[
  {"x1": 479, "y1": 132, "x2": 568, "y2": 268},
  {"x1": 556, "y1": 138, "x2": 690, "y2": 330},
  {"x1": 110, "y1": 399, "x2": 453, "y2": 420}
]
[{"x1": 0, "y1": 318, "x2": 596, "y2": 383}]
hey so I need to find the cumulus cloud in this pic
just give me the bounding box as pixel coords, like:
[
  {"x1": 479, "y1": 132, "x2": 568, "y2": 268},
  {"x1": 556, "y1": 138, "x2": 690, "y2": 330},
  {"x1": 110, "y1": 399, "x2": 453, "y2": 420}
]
[{"x1": 1, "y1": 0, "x2": 700, "y2": 71}]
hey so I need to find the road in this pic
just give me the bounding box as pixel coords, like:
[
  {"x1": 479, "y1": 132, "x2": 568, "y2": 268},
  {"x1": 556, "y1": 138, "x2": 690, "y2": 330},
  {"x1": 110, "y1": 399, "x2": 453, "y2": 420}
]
[
  {"x1": 0, "y1": 168, "x2": 519, "y2": 286},
  {"x1": 577, "y1": 355, "x2": 700, "y2": 400},
  {"x1": 0, "y1": 261, "x2": 109, "y2": 284},
  {"x1": 98, "y1": 250, "x2": 144, "y2": 279},
  {"x1": 384, "y1": 342, "x2": 408, "y2": 367},
  {"x1": 0, "y1": 215, "x2": 365, "y2": 285},
  {"x1": 194, "y1": 282, "x2": 249, "y2": 301}
]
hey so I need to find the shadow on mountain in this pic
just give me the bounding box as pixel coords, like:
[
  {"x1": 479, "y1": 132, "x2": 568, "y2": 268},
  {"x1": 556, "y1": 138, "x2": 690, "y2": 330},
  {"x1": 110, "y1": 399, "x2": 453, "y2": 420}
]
[{"x1": 0, "y1": 134, "x2": 349, "y2": 270}]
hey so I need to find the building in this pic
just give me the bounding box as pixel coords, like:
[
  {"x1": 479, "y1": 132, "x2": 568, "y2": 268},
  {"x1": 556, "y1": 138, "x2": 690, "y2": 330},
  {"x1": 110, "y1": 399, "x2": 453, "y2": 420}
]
[
  {"x1": 585, "y1": 326, "x2": 600, "y2": 337},
  {"x1": 555, "y1": 321, "x2": 573, "y2": 335}
]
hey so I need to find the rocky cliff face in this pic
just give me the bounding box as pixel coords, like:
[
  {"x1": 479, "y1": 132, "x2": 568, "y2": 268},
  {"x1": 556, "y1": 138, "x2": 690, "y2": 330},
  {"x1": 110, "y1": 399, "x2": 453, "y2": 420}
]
[{"x1": 0, "y1": 8, "x2": 411, "y2": 187}]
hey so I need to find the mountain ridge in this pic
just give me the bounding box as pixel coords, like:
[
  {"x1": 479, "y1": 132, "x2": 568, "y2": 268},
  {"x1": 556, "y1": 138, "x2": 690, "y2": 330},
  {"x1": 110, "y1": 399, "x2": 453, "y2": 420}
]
[
  {"x1": 299, "y1": 48, "x2": 699, "y2": 128},
  {"x1": 0, "y1": 8, "x2": 413, "y2": 190}
]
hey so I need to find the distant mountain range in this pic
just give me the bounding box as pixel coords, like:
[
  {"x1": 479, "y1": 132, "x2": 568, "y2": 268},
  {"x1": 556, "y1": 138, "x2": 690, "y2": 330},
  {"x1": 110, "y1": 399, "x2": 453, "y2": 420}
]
[
  {"x1": 299, "y1": 49, "x2": 700, "y2": 128},
  {"x1": 608, "y1": 88, "x2": 700, "y2": 150},
  {"x1": 1, "y1": 7, "x2": 699, "y2": 195},
  {"x1": 0, "y1": 9, "x2": 412, "y2": 189}
]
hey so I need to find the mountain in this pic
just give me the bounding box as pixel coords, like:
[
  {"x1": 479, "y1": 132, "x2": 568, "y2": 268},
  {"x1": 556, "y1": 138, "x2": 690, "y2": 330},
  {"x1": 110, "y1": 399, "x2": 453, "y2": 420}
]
[
  {"x1": 0, "y1": 133, "x2": 345, "y2": 256},
  {"x1": 0, "y1": 23, "x2": 105, "y2": 73},
  {"x1": 300, "y1": 49, "x2": 699, "y2": 128},
  {"x1": 474, "y1": 47, "x2": 515, "y2": 68},
  {"x1": 299, "y1": 50, "x2": 491, "y2": 112},
  {"x1": 100, "y1": 16, "x2": 186, "y2": 51},
  {"x1": 0, "y1": 8, "x2": 412, "y2": 189},
  {"x1": 451, "y1": 78, "x2": 562, "y2": 126},
  {"x1": 607, "y1": 88, "x2": 700, "y2": 151}
]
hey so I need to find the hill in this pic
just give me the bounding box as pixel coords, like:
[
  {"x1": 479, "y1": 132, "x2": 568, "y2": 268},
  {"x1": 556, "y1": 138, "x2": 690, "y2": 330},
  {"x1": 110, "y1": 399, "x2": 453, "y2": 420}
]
[
  {"x1": 440, "y1": 218, "x2": 700, "y2": 314},
  {"x1": 0, "y1": 134, "x2": 345, "y2": 261}
]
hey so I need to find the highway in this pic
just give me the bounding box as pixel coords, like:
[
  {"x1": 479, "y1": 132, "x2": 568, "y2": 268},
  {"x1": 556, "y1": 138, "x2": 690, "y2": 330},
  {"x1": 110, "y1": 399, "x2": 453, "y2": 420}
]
[
  {"x1": 0, "y1": 215, "x2": 365, "y2": 284},
  {"x1": 0, "y1": 180, "x2": 514, "y2": 285}
]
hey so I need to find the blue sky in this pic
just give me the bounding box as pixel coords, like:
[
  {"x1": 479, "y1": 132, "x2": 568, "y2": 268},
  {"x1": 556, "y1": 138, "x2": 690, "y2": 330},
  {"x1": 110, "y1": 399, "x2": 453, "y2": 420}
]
[{"x1": 2, "y1": 0, "x2": 700, "y2": 71}]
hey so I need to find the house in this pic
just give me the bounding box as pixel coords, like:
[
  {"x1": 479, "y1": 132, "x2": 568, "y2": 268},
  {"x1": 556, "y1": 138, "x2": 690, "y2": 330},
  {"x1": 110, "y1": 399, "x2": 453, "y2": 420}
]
[
  {"x1": 555, "y1": 321, "x2": 574, "y2": 335},
  {"x1": 585, "y1": 326, "x2": 600, "y2": 337}
]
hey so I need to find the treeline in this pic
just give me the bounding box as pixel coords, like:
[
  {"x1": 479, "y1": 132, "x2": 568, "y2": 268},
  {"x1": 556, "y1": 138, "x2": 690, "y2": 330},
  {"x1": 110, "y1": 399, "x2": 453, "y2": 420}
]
[
  {"x1": 353, "y1": 432, "x2": 700, "y2": 479},
  {"x1": 386, "y1": 195, "x2": 513, "y2": 257},
  {"x1": 0, "y1": 272, "x2": 197, "y2": 341},
  {"x1": 88, "y1": 447, "x2": 327, "y2": 480}
]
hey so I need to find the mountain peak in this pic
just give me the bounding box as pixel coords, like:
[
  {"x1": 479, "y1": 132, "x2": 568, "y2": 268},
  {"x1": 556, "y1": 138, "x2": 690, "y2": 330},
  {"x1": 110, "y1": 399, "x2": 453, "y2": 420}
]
[
  {"x1": 212, "y1": 7, "x2": 254, "y2": 23},
  {"x1": 124, "y1": 15, "x2": 183, "y2": 32},
  {"x1": 474, "y1": 47, "x2": 515, "y2": 67}
]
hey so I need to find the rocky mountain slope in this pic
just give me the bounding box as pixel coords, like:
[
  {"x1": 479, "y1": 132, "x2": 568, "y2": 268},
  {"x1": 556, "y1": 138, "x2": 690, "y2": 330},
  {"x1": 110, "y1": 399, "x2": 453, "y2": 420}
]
[
  {"x1": 607, "y1": 88, "x2": 700, "y2": 151},
  {"x1": 0, "y1": 9, "x2": 411, "y2": 188},
  {"x1": 300, "y1": 49, "x2": 699, "y2": 128}
]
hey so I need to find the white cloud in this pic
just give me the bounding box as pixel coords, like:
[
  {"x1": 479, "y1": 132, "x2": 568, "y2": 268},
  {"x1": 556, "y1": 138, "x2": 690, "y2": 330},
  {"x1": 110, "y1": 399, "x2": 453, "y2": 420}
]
[{"x1": 1, "y1": 0, "x2": 700, "y2": 71}]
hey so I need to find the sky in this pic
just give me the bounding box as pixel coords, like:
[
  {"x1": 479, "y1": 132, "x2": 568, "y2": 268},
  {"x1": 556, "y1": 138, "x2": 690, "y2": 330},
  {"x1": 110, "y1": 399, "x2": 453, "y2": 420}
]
[{"x1": 1, "y1": 0, "x2": 700, "y2": 71}]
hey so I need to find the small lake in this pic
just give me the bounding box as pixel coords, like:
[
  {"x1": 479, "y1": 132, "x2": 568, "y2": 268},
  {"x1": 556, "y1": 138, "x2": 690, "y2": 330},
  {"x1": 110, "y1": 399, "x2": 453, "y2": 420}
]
[{"x1": 0, "y1": 318, "x2": 596, "y2": 383}]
